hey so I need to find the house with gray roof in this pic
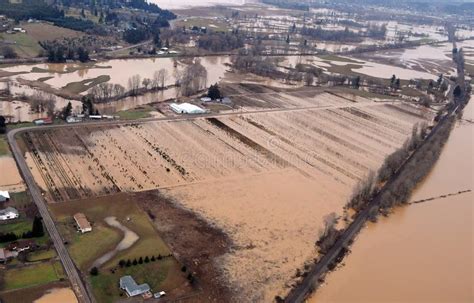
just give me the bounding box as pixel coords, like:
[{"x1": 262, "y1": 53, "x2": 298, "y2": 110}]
[{"x1": 119, "y1": 275, "x2": 150, "y2": 297}]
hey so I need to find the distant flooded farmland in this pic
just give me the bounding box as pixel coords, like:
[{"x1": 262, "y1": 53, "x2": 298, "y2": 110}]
[
  {"x1": 1, "y1": 56, "x2": 230, "y2": 92},
  {"x1": 309, "y1": 100, "x2": 474, "y2": 303}
]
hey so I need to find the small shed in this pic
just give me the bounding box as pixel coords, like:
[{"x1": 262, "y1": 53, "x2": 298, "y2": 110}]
[{"x1": 73, "y1": 213, "x2": 92, "y2": 233}]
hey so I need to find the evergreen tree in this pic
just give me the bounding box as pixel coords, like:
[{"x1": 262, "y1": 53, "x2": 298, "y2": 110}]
[
  {"x1": 63, "y1": 101, "x2": 72, "y2": 119},
  {"x1": 0, "y1": 115, "x2": 6, "y2": 134},
  {"x1": 77, "y1": 47, "x2": 89, "y2": 63},
  {"x1": 207, "y1": 83, "x2": 221, "y2": 100},
  {"x1": 90, "y1": 267, "x2": 99, "y2": 276},
  {"x1": 138, "y1": 257, "x2": 143, "y2": 264},
  {"x1": 126, "y1": 259, "x2": 132, "y2": 267},
  {"x1": 31, "y1": 216, "x2": 44, "y2": 238},
  {"x1": 144, "y1": 256, "x2": 150, "y2": 263}
]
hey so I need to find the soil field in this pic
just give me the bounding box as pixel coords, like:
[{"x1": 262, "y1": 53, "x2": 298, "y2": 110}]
[
  {"x1": 20, "y1": 88, "x2": 433, "y2": 301},
  {"x1": 0, "y1": 281, "x2": 72, "y2": 303}
]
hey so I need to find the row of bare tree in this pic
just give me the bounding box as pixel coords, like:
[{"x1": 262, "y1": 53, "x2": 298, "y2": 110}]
[{"x1": 87, "y1": 60, "x2": 208, "y2": 102}]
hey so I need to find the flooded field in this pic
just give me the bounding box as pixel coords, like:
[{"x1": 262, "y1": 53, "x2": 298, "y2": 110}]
[
  {"x1": 353, "y1": 42, "x2": 462, "y2": 76},
  {"x1": 34, "y1": 287, "x2": 77, "y2": 303},
  {"x1": 1, "y1": 56, "x2": 230, "y2": 93},
  {"x1": 309, "y1": 100, "x2": 474, "y2": 303},
  {"x1": 0, "y1": 156, "x2": 25, "y2": 192},
  {"x1": 19, "y1": 86, "x2": 434, "y2": 301}
]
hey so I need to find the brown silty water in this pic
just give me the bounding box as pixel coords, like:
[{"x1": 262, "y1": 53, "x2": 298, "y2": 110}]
[{"x1": 309, "y1": 100, "x2": 474, "y2": 303}]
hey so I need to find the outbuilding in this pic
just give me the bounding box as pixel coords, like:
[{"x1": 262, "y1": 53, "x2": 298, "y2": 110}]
[
  {"x1": 73, "y1": 213, "x2": 92, "y2": 233},
  {"x1": 170, "y1": 103, "x2": 207, "y2": 114}
]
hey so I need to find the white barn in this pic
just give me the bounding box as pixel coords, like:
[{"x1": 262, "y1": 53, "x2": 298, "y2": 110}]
[{"x1": 170, "y1": 103, "x2": 207, "y2": 114}]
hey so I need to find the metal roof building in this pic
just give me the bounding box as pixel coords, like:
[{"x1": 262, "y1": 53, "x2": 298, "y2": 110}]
[{"x1": 170, "y1": 103, "x2": 207, "y2": 114}]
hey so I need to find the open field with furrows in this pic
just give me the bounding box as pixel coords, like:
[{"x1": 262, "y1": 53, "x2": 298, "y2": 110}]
[{"x1": 20, "y1": 89, "x2": 433, "y2": 301}]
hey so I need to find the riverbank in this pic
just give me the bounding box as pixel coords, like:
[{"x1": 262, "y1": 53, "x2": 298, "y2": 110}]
[
  {"x1": 311, "y1": 100, "x2": 473, "y2": 303},
  {"x1": 284, "y1": 96, "x2": 464, "y2": 302}
]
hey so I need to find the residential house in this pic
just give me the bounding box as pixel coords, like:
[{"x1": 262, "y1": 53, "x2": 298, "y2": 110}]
[
  {"x1": 119, "y1": 275, "x2": 151, "y2": 297},
  {"x1": 0, "y1": 207, "x2": 19, "y2": 220},
  {"x1": 73, "y1": 213, "x2": 92, "y2": 233}
]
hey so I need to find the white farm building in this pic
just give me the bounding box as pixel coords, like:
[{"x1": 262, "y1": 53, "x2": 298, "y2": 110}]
[{"x1": 170, "y1": 103, "x2": 207, "y2": 114}]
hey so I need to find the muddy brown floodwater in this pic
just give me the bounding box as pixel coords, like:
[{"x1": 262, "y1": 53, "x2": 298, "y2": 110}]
[
  {"x1": 309, "y1": 100, "x2": 474, "y2": 302},
  {"x1": 33, "y1": 287, "x2": 77, "y2": 303}
]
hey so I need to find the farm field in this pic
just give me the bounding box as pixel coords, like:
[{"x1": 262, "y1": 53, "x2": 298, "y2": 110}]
[
  {"x1": 1, "y1": 261, "x2": 65, "y2": 291},
  {"x1": 0, "y1": 281, "x2": 74, "y2": 303},
  {"x1": 20, "y1": 87, "x2": 433, "y2": 301}
]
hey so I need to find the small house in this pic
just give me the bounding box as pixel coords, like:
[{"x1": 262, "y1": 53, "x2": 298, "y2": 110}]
[
  {"x1": 120, "y1": 275, "x2": 151, "y2": 297},
  {"x1": 0, "y1": 191, "x2": 9, "y2": 202},
  {"x1": 73, "y1": 213, "x2": 92, "y2": 233},
  {"x1": 0, "y1": 207, "x2": 19, "y2": 221},
  {"x1": 200, "y1": 97, "x2": 212, "y2": 103}
]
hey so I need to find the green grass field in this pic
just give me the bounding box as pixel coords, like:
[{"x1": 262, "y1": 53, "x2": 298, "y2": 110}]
[
  {"x1": 6, "y1": 122, "x2": 35, "y2": 130},
  {"x1": 116, "y1": 108, "x2": 152, "y2": 120},
  {"x1": 67, "y1": 225, "x2": 121, "y2": 269},
  {"x1": 0, "y1": 219, "x2": 31, "y2": 235},
  {"x1": 61, "y1": 75, "x2": 111, "y2": 94},
  {"x1": 0, "y1": 135, "x2": 10, "y2": 156},
  {"x1": 27, "y1": 249, "x2": 57, "y2": 262},
  {"x1": 0, "y1": 32, "x2": 43, "y2": 58},
  {"x1": 2, "y1": 261, "x2": 65, "y2": 291},
  {"x1": 50, "y1": 193, "x2": 184, "y2": 301},
  {"x1": 50, "y1": 193, "x2": 172, "y2": 270}
]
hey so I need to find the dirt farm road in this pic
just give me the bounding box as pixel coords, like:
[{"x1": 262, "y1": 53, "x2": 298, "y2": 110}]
[{"x1": 6, "y1": 98, "x2": 403, "y2": 303}]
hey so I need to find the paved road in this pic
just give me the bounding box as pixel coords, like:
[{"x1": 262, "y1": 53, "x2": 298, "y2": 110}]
[{"x1": 7, "y1": 131, "x2": 92, "y2": 303}]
